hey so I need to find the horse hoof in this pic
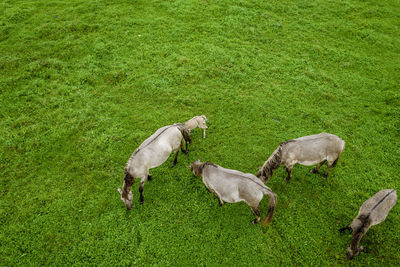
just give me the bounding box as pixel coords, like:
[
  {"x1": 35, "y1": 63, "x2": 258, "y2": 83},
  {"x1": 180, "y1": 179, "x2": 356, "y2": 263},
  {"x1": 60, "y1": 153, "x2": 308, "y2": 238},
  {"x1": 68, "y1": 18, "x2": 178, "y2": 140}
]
[
  {"x1": 251, "y1": 219, "x2": 258, "y2": 225},
  {"x1": 310, "y1": 169, "x2": 317, "y2": 173}
]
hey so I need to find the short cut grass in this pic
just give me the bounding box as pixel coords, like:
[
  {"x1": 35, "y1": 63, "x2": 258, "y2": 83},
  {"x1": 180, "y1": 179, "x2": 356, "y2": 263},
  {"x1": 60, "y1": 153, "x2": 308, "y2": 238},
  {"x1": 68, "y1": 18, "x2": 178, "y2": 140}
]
[{"x1": 1, "y1": 0, "x2": 399, "y2": 265}]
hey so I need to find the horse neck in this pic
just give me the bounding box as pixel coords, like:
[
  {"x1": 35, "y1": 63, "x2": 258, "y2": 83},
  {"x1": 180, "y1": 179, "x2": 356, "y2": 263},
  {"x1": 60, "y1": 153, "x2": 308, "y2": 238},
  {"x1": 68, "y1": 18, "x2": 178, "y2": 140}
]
[
  {"x1": 121, "y1": 181, "x2": 130, "y2": 198},
  {"x1": 264, "y1": 147, "x2": 282, "y2": 171},
  {"x1": 350, "y1": 231, "x2": 364, "y2": 252},
  {"x1": 122, "y1": 170, "x2": 134, "y2": 197},
  {"x1": 193, "y1": 162, "x2": 216, "y2": 176},
  {"x1": 350, "y1": 216, "x2": 370, "y2": 251},
  {"x1": 193, "y1": 163, "x2": 204, "y2": 176},
  {"x1": 184, "y1": 119, "x2": 198, "y2": 129}
]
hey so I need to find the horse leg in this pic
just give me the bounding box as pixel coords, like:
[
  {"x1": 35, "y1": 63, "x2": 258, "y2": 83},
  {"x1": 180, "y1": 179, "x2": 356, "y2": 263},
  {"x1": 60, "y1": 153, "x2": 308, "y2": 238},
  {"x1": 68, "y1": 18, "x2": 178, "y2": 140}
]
[
  {"x1": 214, "y1": 192, "x2": 224, "y2": 206},
  {"x1": 285, "y1": 165, "x2": 293, "y2": 182},
  {"x1": 310, "y1": 160, "x2": 326, "y2": 173},
  {"x1": 210, "y1": 190, "x2": 223, "y2": 206},
  {"x1": 323, "y1": 154, "x2": 341, "y2": 179},
  {"x1": 206, "y1": 182, "x2": 223, "y2": 205},
  {"x1": 171, "y1": 148, "x2": 179, "y2": 167},
  {"x1": 180, "y1": 139, "x2": 188, "y2": 154},
  {"x1": 139, "y1": 175, "x2": 148, "y2": 204},
  {"x1": 203, "y1": 127, "x2": 206, "y2": 138},
  {"x1": 323, "y1": 164, "x2": 332, "y2": 179},
  {"x1": 332, "y1": 156, "x2": 340, "y2": 167},
  {"x1": 250, "y1": 204, "x2": 261, "y2": 224}
]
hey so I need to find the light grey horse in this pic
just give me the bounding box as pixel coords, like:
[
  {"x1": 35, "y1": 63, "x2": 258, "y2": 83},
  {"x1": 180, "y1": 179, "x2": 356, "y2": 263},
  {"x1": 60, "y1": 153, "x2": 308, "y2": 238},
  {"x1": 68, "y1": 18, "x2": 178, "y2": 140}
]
[
  {"x1": 339, "y1": 189, "x2": 397, "y2": 260},
  {"x1": 184, "y1": 115, "x2": 208, "y2": 138},
  {"x1": 118, "y1": 124, "x2": 191, "y2": 209},
  {"x1": 256, "y1": 133, "x2": 345, "y2": 182},
  {"x1": 190, "y1": 159, "x2": 277, "y2": 225}
]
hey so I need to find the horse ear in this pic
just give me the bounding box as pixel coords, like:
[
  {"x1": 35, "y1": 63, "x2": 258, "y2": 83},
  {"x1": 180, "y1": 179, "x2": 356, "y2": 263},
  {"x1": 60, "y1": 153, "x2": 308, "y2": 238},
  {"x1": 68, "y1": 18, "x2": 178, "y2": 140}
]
[
  {"x1": 117, "y1": 188, "x2": 122, "y2": 194},
  {"x1": 197, "y1": 158, "x2": 201, "y2": 162},
  {"x1": 258, "y1": 165, "x2": 262, "y2": 170}
]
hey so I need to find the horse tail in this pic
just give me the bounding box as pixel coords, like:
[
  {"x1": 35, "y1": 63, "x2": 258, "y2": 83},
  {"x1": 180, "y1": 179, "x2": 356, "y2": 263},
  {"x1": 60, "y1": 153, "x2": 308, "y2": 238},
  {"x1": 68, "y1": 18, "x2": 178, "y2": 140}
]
[
  {"x1": 261, "y1": 190, "x2": 277, "y2": 225},
  {"x1": 340, "y1": 138, "x2": 346, "y2": 152},
  {"x1": 178, "y1": 126, "x2": 191, "y2": 144},
  {"x1": 333, "y1": 139, "x2": 345, "y2": 167}
]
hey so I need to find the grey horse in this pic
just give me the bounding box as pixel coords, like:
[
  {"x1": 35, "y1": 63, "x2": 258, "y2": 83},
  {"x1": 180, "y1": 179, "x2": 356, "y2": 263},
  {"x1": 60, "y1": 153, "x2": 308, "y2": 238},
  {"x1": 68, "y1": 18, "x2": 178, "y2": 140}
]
[
  {"x1": 190, "y1": 159, "x2": 277, "y2": 225},
  {"x1": 339, "y1": 189, "x2": 397, "y2": 260},
  {"x1": 118, "y1": 124, "x2": 191, "y2": 209},
  {"x1": 257, "y1": 133, "x2": 345, "y2": 182}
]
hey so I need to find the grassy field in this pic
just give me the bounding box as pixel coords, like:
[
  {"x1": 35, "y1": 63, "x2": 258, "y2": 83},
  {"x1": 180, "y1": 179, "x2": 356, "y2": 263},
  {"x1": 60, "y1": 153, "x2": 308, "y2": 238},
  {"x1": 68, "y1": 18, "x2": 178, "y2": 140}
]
[{"x1": 1, "y1": 0, "x2": 400, "y2": 265}]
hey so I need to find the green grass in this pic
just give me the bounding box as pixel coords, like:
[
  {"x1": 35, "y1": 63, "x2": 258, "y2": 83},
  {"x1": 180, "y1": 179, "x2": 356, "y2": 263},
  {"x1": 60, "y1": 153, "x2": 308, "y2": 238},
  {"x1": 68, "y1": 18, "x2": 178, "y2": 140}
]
[{"x1": 1, "y1": 0, "x2": 400, "y2": 265}]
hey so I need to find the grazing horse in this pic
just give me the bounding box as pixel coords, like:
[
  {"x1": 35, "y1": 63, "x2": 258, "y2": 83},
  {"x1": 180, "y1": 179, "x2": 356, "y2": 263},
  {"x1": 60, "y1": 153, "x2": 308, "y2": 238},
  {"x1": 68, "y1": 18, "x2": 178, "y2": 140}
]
[
  {"x1": 256, "y1": 133, "x2": 345, "y2": 183},
  {"x1": 339, "y1": 189, "x2": 397, "y2": 260},
  {"x1": 184, "y1": 115, "x2": 208, "y2": 138},
  {"x1": 118, "y1": 124, "x2": 191, "y2": 209},
  {"x1": 190, "y1": 159, "x2": 277, "y2": 225}
]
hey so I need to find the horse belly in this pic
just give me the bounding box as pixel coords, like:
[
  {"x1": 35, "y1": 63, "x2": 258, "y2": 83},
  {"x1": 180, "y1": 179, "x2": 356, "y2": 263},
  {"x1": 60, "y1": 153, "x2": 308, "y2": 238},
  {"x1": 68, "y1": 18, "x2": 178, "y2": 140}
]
[
  {"x1": 221, "y1": 191, "x2": 241, "y2": 203},
  {"x1": 148, "y1": 147, "x2": 172, "y2": 169},
  {"x1": 170, "y1": 138, "x2": 181, "y2": 150},
  {"x1": 216, "y1": 183, "x2": 241, "y2": 203},
  {"x1": 289, "y1": 150, "x2": 325, "y2": 166},
  {"x1": 299, "y1": 159, "x2": 322, "y2": 166}
]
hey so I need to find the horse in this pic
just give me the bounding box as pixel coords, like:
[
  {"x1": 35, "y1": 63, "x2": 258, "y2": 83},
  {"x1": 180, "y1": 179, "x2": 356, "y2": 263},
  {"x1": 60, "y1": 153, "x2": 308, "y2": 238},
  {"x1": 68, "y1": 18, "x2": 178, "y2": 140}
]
[
  {"x1": 118, "y1": 124, "x2": 191, "y2": 209},
  {"x1": 339, "y1": 189, "x2": 397, "y2": 260},
  {"x1": 256, "y1": 133, "x2": 345, "y2": 183},
  {"x1": 184, "y1": 115, "x2": 208, "y2": 138},
  {"x1": 190, "y1": 159, "x2": 277, "y2": 225}
]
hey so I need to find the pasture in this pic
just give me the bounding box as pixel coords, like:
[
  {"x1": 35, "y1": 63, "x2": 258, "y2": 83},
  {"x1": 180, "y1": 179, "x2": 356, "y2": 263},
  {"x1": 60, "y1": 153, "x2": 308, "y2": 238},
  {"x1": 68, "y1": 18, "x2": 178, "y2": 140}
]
[{"x1": 1, "y1": 0, "x2": 399, "y2": 265}]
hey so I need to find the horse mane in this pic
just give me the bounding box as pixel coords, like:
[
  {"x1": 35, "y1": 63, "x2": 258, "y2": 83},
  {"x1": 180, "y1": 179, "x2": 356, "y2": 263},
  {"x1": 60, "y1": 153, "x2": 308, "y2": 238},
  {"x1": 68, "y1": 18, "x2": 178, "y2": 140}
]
[
  {"x1": 202, "y1": 162, "x2": 218, "y2": 169},
  {"x1": 122, "y1": 170, "x2": 134, "y2": 198},
  {"x1": 349, "y1": 214, "x2": 370, "y2": 252},
  {"x1": 263, "y1": 139, "x2": 295, "y2": 173},
  {"x1": 265, "y1": 151, "x2": 281, "y2": 172},
  {"x1": 200, "y1": 162, "x2": 217, "y2": 174},
  {"x1": 280, "y1": 139, "x2": 296, "y2": 146},
  {"x1": 191, "y1": 161, "x2": 217, "y2": 176}
]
